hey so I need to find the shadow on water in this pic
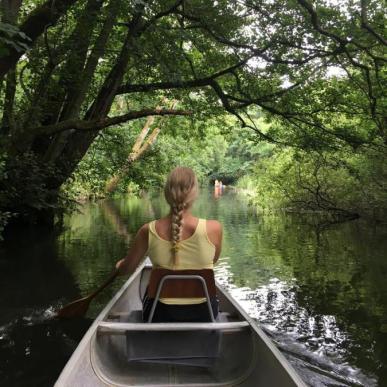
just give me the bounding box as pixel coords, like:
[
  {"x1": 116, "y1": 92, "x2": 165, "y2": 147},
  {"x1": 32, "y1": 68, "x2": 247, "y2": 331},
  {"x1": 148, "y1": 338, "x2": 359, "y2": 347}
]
[
  {"x1": 0, "y1": 228, "x2": 93, "y2": 386},
  {"x1": 1, "y1": 189, "x2": 386, "y2": 386},
  {"x1": 0, "y1": 196, "x2": 155, "y2": 386},
  {"x1": 0, "y1": 313, "x2": 92, "y2": 387}
]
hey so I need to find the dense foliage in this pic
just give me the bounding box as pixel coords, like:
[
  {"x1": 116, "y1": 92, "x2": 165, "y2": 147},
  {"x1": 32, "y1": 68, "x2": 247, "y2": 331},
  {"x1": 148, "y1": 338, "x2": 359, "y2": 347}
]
[
  {"x1": 64, "y1": 114, "x2": 265, "y2": 199},
  {"x1": 0, "y1": 0, "x2": 385, "y2": 230},
  {"x1": 238, "y1": 143, "x2": 387, "y2": 218}
]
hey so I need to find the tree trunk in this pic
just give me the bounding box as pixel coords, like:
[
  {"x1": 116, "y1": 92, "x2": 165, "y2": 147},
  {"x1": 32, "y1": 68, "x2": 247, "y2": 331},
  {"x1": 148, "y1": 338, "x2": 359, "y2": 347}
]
[
  {"x1": 42, "y1": 0, "x2": 120, "y2": 163},
  {"x1": 1, "y1": 69, "x2": 17, "y2": 133},
  {"x1": 53, "y1": 6, "x2": 147, "y2": 186},
  {"x1": 105, "y1": 100, "x2": 176, "y2": 194},
  {"x1": 0, "y1": 0, "x2": 22, "y2": 135},
  {"x1": 105, "y1": 118, "x2": 157, "y2": 194},
  {"x1": 41, "y1": 0, "x2": 106, "y2": 162},
  {"x1": 0, "y1": 0, "x2": 79, "y2": 78}
]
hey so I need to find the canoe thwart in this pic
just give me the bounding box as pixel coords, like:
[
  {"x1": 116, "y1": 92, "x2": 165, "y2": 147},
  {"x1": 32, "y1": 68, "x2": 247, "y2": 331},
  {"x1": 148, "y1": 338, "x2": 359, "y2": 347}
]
[{"x1": 97, "y1": 321, "x2": 250, "y2": 332}]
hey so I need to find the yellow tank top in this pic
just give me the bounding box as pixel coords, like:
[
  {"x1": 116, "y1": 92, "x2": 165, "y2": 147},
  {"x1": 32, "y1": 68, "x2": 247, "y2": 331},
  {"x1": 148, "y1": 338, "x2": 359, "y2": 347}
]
[{"x1": 147, "y1": 218, "x2": 216, "y2": 305}]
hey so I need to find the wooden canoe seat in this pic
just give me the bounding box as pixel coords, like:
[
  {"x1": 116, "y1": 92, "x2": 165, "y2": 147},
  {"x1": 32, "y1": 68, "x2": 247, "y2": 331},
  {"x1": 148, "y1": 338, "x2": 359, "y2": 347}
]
[{"x1": 147, "y1": 268, "x2": 216, "y2": 299}]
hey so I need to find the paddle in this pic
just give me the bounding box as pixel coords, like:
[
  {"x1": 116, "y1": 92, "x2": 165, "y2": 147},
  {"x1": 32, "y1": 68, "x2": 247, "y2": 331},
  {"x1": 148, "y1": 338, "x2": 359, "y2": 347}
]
[{"x1": 56, "y1": 269, "x2": 119, "y2": 318}]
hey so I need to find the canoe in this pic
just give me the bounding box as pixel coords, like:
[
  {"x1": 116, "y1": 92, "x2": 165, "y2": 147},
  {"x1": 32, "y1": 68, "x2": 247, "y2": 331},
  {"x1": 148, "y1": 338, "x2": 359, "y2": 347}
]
[{"x1": 55, "y1": 260, "x2": 307, "y2": 386}]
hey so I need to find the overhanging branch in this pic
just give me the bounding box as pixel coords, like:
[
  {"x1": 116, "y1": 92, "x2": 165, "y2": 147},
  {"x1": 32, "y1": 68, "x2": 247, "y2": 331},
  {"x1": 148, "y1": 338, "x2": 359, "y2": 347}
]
[
  {"x1": 116, "y1": 57, "x2": 253, "y2": 95},
  {"x1": 33, "y1": 108, "x2": 192, "y2": 136},
  {"x1": 360, "y1": 0, "x2": 387, "y2": 46}
]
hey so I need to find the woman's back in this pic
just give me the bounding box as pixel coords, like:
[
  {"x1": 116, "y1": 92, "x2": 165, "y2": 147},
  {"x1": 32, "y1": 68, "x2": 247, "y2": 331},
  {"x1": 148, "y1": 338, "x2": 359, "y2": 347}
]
[
  {"x1": 116, "y1": 167, "x2": 222, "y2": 321},
  {"x1": 148, "y1": 217, "x2": 215, "y2": 270}
]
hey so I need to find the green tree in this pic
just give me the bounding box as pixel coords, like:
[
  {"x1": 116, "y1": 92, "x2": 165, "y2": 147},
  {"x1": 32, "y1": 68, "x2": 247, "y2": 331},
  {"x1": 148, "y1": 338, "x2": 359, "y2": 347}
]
[{"x1": 0, "y1": 0, "x2": 385, "y2": 228}]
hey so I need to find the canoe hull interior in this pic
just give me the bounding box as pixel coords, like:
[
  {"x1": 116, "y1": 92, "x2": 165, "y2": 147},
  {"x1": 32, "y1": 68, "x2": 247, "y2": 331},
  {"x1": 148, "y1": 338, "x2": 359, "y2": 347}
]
[{"x1": 55, "y1": 261, "x2": 306, "y2": 387}]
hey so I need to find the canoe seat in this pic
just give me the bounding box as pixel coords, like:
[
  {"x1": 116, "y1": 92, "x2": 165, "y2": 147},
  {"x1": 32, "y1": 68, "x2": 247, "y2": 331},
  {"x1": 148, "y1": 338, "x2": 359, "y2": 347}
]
[
  {"x1": 147, "y1": 268, "x2": 216, "y2": 299},
  {"x1": 147, "y1": 269, "x2": 216, "y2": 322},
  {"x1": 97, "y1": 321, "x2": 249, "y2": 368}
]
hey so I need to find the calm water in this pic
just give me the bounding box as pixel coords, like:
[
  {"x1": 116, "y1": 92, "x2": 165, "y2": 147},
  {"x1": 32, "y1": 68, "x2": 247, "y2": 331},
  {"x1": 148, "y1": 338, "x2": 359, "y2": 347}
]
[{"x1": 0, "y1": 189, "x2": 386, "y2": 386}]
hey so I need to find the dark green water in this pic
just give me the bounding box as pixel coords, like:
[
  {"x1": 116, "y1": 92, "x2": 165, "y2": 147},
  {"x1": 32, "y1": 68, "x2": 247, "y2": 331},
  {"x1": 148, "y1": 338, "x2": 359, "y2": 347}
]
[{"x1": 1, "y1": 189, "x2": 386, "y2": 386}]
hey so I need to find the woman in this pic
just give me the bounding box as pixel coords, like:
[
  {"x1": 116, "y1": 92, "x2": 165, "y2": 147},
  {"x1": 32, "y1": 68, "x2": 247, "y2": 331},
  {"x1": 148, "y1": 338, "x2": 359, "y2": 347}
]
[{"x1": 115, "y1": 167, "x2": 223, "y2": 322}]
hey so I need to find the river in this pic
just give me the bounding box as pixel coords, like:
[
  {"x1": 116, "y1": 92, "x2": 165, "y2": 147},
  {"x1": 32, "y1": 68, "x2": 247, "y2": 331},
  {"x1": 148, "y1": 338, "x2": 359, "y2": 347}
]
[{"x1": 0, "y1": 188, "x2": 386, "y2": 386}]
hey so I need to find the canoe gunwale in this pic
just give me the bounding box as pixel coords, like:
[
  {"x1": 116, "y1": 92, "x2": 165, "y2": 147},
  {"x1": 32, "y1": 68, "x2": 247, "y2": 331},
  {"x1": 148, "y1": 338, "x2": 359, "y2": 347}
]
[
  {"x1": 216, "y1": 285, "x2": 307, "y2": 387},
  {"x1": 55, "y1": 260, "x2": 149, "y2": 386}
]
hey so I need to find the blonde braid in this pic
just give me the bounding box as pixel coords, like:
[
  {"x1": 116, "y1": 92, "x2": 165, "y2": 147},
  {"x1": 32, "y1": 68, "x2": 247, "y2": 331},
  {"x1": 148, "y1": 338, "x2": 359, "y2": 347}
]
[
  {"x1": 171, "y1": 203, "x2": 184, "y2": 266},
  {"x1": 164, "y1": 167, "x2": 199, "y2": 268}
]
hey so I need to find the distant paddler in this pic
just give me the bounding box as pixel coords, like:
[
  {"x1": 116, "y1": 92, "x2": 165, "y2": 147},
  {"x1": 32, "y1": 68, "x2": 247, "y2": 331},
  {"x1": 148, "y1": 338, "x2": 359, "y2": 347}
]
[{"x1": 214, "y1": 179, "x2": 222, "y2": 198}]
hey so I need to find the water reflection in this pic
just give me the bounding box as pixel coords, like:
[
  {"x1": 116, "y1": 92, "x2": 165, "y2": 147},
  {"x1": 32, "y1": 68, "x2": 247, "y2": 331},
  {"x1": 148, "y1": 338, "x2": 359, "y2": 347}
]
[
  {"x1": 0, "y1": 189, "x2": 386, "y2": 386},
  {"x1": 216, "y1": 259, "x2": 376, "y2": 386}
]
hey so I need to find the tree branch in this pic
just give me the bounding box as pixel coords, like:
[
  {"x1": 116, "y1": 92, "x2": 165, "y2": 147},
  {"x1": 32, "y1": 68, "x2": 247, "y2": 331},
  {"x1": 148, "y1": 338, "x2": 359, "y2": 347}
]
[
  {"x1": 33, "y1": 108, "x2": 192, "y2": 136},
  {"x1": 116, "y1": 57, "x2": 253, "y2": 95},
  {"x1": 0, "y1": 0, "x2": 80, "y2": 77},
  {"x1": 360, "y1": 0, "x2": 387, "y2": 46},
  {"x1": 296, "y1": 0, "x2": 348, "y2": 46}
]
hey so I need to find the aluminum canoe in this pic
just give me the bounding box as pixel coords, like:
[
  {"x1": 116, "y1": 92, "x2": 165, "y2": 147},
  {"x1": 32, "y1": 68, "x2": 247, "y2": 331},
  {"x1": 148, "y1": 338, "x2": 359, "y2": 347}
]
[{"x1": 55, "y1": 260, "x2": 307, "y2": 387}]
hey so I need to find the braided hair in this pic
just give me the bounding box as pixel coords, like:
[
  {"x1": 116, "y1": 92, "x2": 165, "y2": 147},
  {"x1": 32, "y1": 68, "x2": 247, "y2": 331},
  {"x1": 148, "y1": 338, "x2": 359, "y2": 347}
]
[{"x1": 164, "y1": 167, "x2": 198, "y2": 267}]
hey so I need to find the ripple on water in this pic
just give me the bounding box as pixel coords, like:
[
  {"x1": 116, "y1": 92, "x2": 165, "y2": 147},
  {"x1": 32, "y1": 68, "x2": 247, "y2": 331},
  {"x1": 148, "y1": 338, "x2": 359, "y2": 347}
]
[
  {"x1": 0, "y1": 305, "x2": 92, "y2": 386},
  {"x1": 215, "y1": 260, "x2": 377, "y2": 386}
]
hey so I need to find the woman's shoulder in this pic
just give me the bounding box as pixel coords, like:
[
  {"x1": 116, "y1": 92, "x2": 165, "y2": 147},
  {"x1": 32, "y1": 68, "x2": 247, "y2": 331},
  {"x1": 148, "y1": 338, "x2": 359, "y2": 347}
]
[
  {"x1": 137, "y1": 222, "x2": 150, "y2": 235},
  {"x1": 204, "y1": 219, "x2": 222, "y2": 234},
  {"x1": 143, "y1": 218, "x2": 165, "y2": 233},
  {"x1": 203, "y1": 219, "x2": 222, "y2": 250}
]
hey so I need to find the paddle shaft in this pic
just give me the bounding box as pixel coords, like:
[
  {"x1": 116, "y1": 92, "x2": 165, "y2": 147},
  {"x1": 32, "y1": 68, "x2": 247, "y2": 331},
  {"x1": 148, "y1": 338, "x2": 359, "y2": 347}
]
[
  {"x1": 56, "y1": 269, "x2": 120, "y2": 318},
  {"x1": 88, "y1": 269, "x2": 119, "y2": 300}
]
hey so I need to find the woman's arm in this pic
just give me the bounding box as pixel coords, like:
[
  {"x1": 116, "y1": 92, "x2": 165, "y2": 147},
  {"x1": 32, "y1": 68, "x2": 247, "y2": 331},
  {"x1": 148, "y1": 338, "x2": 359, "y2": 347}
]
[
  {"x1": 115, "y1": 223, "x2": 149, "y2": 275},
  {"x1": 206, "y1": 220, "x2": 223, "y2": 264}
]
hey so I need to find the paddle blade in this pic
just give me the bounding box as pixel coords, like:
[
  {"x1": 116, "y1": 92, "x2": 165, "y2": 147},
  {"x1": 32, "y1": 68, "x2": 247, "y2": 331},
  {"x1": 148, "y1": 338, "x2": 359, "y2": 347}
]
[{"x1": 56, "y1": 296, "x2": 92, "y2": 318}]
